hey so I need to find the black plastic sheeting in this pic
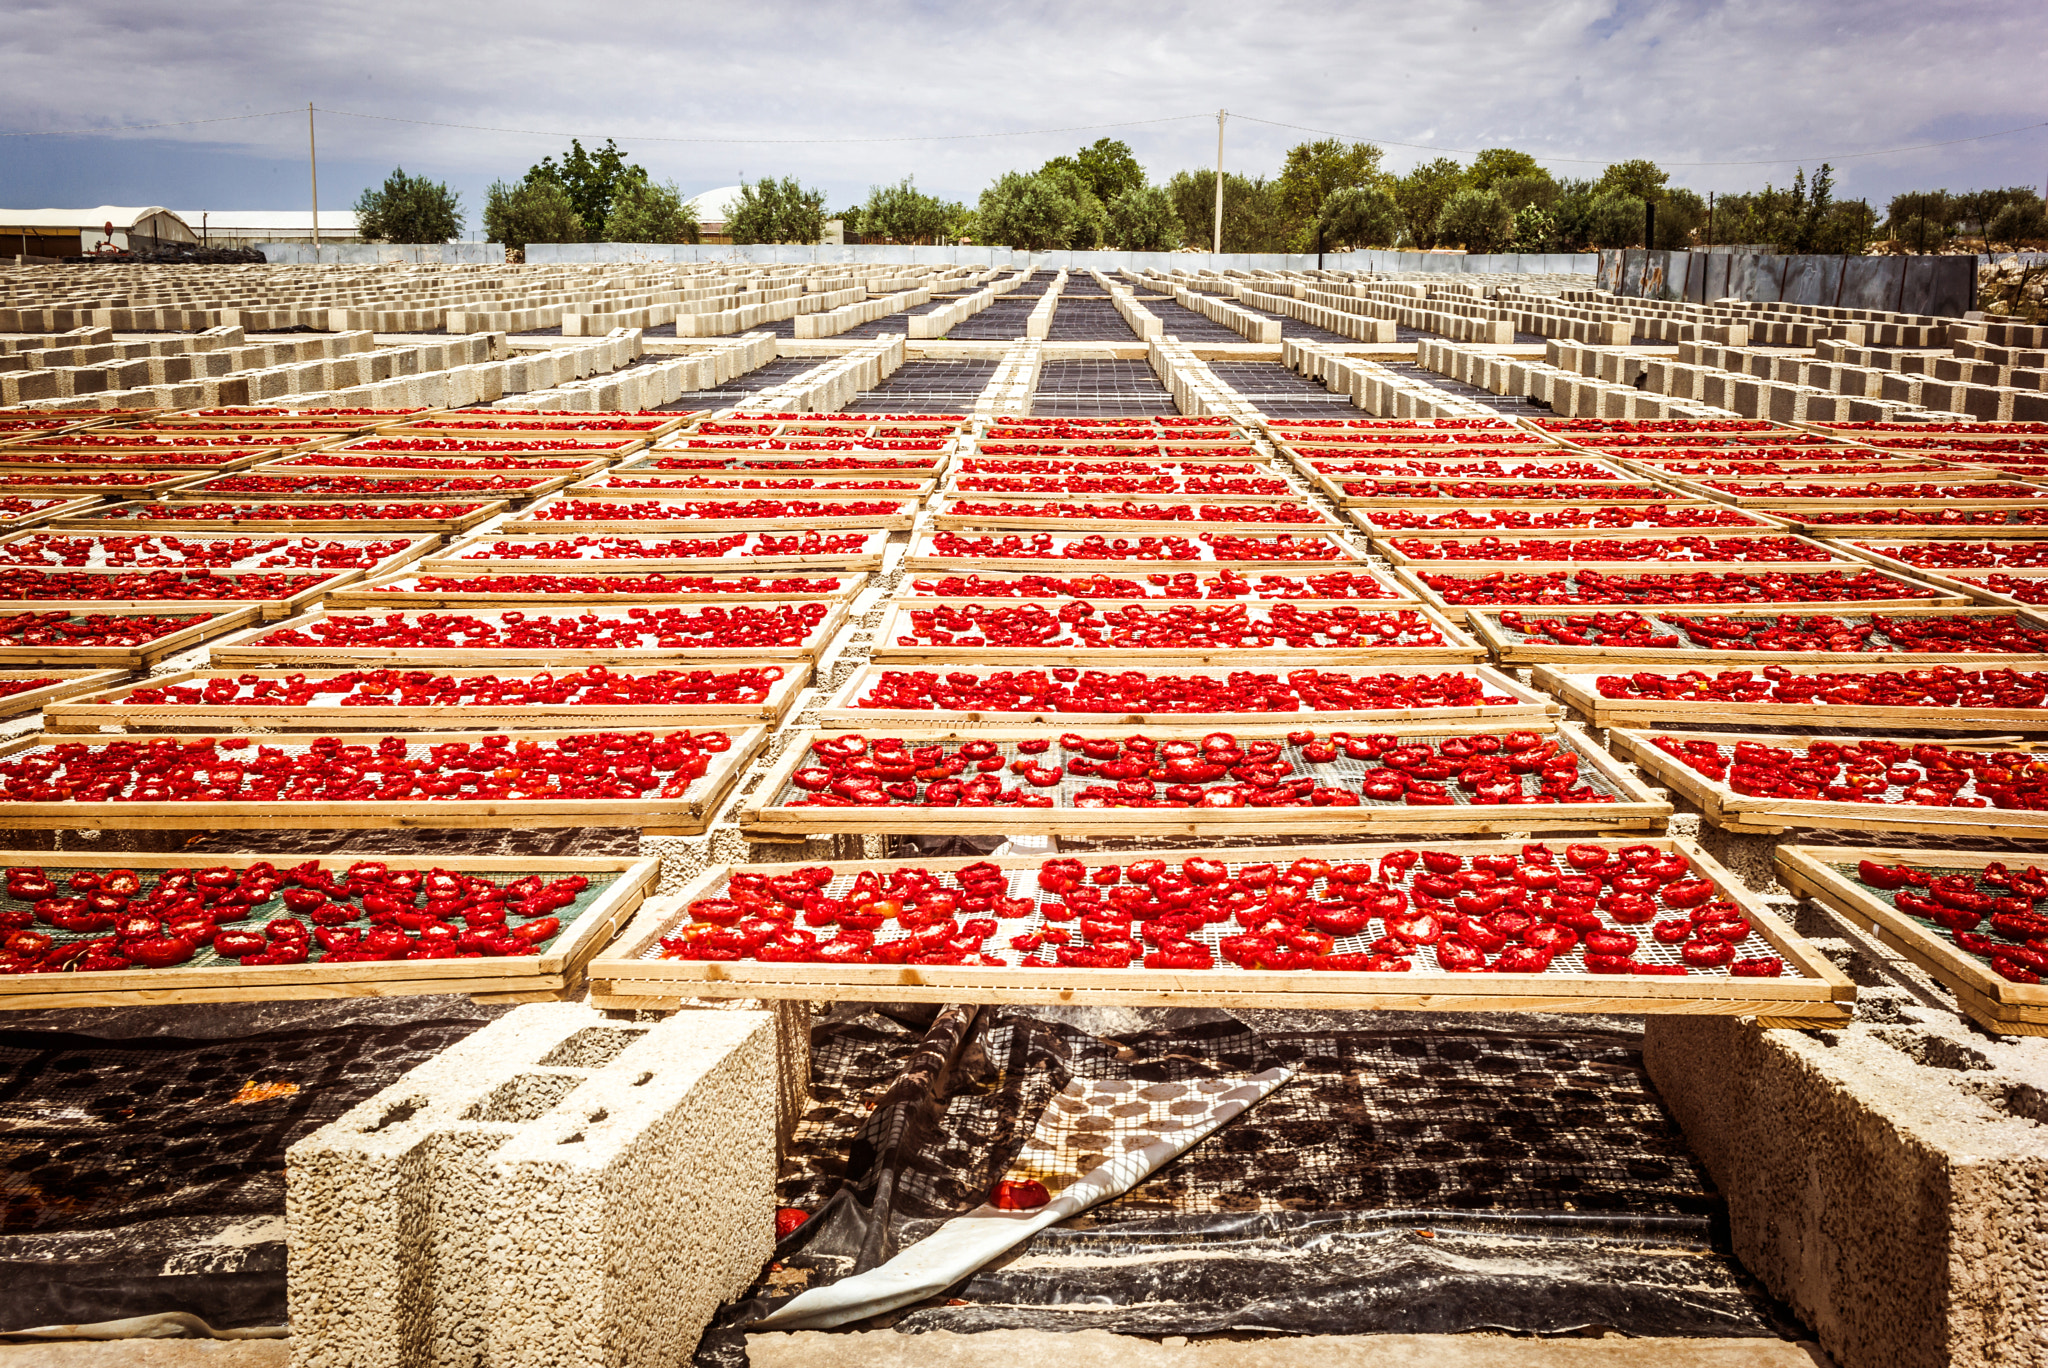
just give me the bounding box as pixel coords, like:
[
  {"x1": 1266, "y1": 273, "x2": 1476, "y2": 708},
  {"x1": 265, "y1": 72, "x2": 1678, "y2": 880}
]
[
  {"x1": 695, "y1": 1005, "x2": 1805, "y2": 1364},
  {"x1": 0, "y1": 1000, "x2": 508, "y2": 1333}
]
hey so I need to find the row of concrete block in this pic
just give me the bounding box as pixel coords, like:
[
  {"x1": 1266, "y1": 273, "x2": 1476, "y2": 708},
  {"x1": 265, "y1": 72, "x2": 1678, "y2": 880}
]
[
  {"x1": 498, "y1": 339, "x2": 773, "y2": 413},
  {"x1": 288, "y1": 999, "x2": 805, "y2": 1368},
  {"x1": 1241, "y1": 288, "x2": 1396, "y2": 344},
  {"x1": 1659, "y1": 339, "x2": 2047, "y2": 420},
  {"x1": 3, "y1": 331, "x2": 496, "y2": 408},
  {"x1": 1553, "y1": 285, "x2": 1954, "y2": 336},
  {"x1": 1286, "y1": 338, "x2": 1497, "y2": 420},
  {"x1": 1530, "y1": 338, "x2": 1977, "y2": 423},
  {"x1": 1171, "y1": 286, "x2": 1281, "y2": 344},
  {"x1": 1096, "y1": 274, "x2": 1163, "y2": 341},
  {"x1": 907, "y1": 272, "x2": 1027, "y2": 339},
  {"x1": 1419, "y1": 339, "x2": 1732, "y2": 421},
  {"x1": 792, "y1": 287, "x2": 933, "y2": 341},
  {"x1": 1024, "y1": 273, "x2": 1066, "y2": 340},
  {"x1": 745, "y1": 333, "x2": 907, "y2": 413},
  {"x1": 1146, "y1": 338, "x2": 1239, "y2": 417},
  {"x1": 975, "y1": 339, "x2": 1045, "y2": 414}
]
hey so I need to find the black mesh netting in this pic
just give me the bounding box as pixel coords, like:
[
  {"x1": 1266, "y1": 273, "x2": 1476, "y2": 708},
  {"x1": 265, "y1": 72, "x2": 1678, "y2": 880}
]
[
  {"x1": 695, "y1": 1005, "x2": 1805, "y2": 1363},
  {"x1": 0, "y1": 1010, "x2": 496, "y2": 1331}
]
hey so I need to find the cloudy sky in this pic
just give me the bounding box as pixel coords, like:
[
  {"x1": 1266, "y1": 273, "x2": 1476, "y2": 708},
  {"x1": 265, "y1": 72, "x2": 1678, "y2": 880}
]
[{"x1": 1, "y1": 0, "x2": 2041, "y2": 228}]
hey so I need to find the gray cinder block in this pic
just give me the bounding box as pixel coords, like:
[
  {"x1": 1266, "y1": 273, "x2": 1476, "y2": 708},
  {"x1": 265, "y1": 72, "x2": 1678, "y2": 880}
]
[{"x1": 290, "y1": 1003, "x2": 781, "y2": 1368}]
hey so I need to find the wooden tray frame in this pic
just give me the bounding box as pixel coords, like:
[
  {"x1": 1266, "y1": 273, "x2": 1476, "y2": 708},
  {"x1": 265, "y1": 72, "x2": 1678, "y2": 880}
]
[
  {"x1": 0, "y1": 567, "x2": 363, "y2": 622},
  {"x1": 507, "y1": 492, "x2": 918, "y2": 534},
  {"x1": 325, "y1": 569, "x2": 866, "y2": 611},
  {"x1": 262, "y1": 452, "x2": 614, "y2": 481},
  {"x1": 619, "y1": 454, "x2": 948, "y2": 479},
  {"x1": 891, "y1": 565, "x2": 1417, "y2": 605},
  {"x1": 1350, "y1": 504, "x2": 1793, "y2": 538},
  {"x1": 1771, "y1": 509, "x2": 2048, "y2": 539},
  {"x1": 1608, "y1": 725, "x2": 2048, "y2": 838},
  {"x1": 964, "y1": 444, "x2": 1268, "y2": 468},
  {"x1": 899, "y1": 530, "x2": 1368, "y2": 575},
  {"x1": 51, "y1": 500, "x2": 508, "y2": 536},
  {"x1": 586, "y1": 837, "x2": 1848, "y2": 1026},
  {"x1": 422, "y1": 530, "x2": 891, "y2": 574},
  {"x1": 739, "y1": 719, "x2": 1670, "y2": 838},
  {"x1": 0, "y1": 605, "x2": 259, "y2": 669},
  {"x1": 815, "y1": 661, "x2": 1556, "y2": 728},
  {"x1": 1468, "y1": 605, "x2": 2048, "y2": 668},
  {"x1": 0, "y1": 497, "x2": 107, "y2": 529},
  {"x1": 207, "y1": 601, "x2": 850, "y2": 669},
  {"x1": 0, "y1": 669, "x2": 129, "y2": 721},
  {"x1": 0, "y1": 851, "x2": 659, "y2": 1009},
  {"x1": 1774, "y1": 844, "x2": 2047, "y2": 1036},
  {"x1": 0, "y1": 529, "x2": 441, "y2": 580},
  {"x1": 0, "y1": 474, "x2": 211, "y2": 497},
  {"x1": 1834, "y1": 537, "x2": 2048, "y2": 579},
  {"x1": 1314, "y1": 480, "x2": 1688, "y2": 510},
  {"x1": 870, "y1": 598, "x2": 1484, "y2": 667},
  {"x1": 583, "y1": 472, "x2": 939, "y2": 500},
  {"x1": 387, "y1": 414, "x2": 686, "y2": 439},
  {"x1": 345, "y1": 433, "x2": 648, "y2": 457},
  {"x1": 1396, "y1": 564, "x2": 1967, "y2": 626},
  {"x1": 0, "y1": 449, "x2": 272, "y2": 473},
  {"x1": 1533, "y1": 661, "x2": 2048, "y2": 733},
  {"x1": 0, "y1": 725, "x2": 767, "y2": 835},
  {"x1": 930, "y1": 499, "x2": 1344, "y2": 535},
  {"x1": 1373, "y1": 529, "x2": 1836, "y2": 568},
  {"x1": 174, "y1": 471, "x2": 575, "y2": 502},
  {"x1": 47, "y1": 664, "x2": 810, "y2": 733}
]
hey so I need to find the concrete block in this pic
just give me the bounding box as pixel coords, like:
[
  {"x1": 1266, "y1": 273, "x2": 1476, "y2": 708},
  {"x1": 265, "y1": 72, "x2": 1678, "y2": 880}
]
[
  {"x1": 0, "y1": 369, "x2": 58, "y2": 404},
  {"x1": 1646, "y1": 1014, "x2": 2048, "y2": 1368},
  {"x1": 1879, "y1": 373, "x2": 1925, "y2": 406}
]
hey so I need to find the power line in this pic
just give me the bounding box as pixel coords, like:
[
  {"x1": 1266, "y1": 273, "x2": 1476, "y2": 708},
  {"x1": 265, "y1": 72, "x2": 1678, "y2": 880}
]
[
  {"x1": 312, "y1": 107, "x2": 1212, "y2": 144},
  {"x1": 1229, "y1": 113, "x2": 2048, "y2": 168},
  {"x1": 0, "y1": 109, "x2": 301, "y2": 138}
]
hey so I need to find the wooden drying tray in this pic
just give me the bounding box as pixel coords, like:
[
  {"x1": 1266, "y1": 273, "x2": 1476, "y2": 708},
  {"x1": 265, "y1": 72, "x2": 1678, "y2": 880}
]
[
  {"x1": 1348, "y1": 505, "x2": 1795, "y2": 539},
  {"x1": 172, "y1": 472, "x2": 576, "y2": 502},
  {"x1": 0, "y1": 447, "x2": 276, "y2": 472},
  {"x1": 0, "y1": 669, "x2": 130, "y2": 721},
  {"x1": 814, "y1": 661, "x2": 1556, "y2": 729},
  {"x1": 1372, "y1": 533, "x2": 1843, "y2": 571},
  {"x1": 505, "y1": 492, "x2": 919, "y2": 534},
  {"x1": 929, "y1": 498, "x2": 1341, "y2": 535},
  {"x1": 325, "y1": 569, "x2": 867, "y2": 611},
  {"x1": 1607, "y1": 454, "x2": 2002, "y2": 479},
  {"x1": 345, "y1": 432, "x2": 650, "y2": 456},
  {"x1": 0, "y1": 566, "x2": 363, "y2": 622},
  {"x1": 891, "y1": 564, "x2": 1416, "y2": 604},
  {"x1": 1469, "y1": 605, "x2": 2048, "y2": 668},
  {"x1": 0, "y1": 724, "x2": 767, "y2": 835},
  {"x1": 1533, "y1": 661, "x2": 2048, "y2": 734},
  {"x1": 586, "y1": 836, "x2": 1847, "y2": 1026},
  {"x1": 0, "y1": 851, "x2": 658, "y2": 1010},
  {"x1": 617, "y1": 455, "x2": 949, "y2": 479},
  {"x1": 739, "y1": 719, "x2": 1670, "y2": 839},
  {"x1": 1834, "y1": 537, "x2": 2048, "y2": 579},
  {"x1": 49, "y1": 500, "x2": 510, "y2": 536},
  {"x1": 869, "y1": 599, "x2": 1484, "y2": 668},
  {"x1": 0, "y1": 606, "x2": 259, "y2": 669},
  {"x1": 1798, "y1": 423, "x2": 2048, "y2": 444},
  {"x1": 1686, "y1": 485, "x2": 2048, "y2": 511},
  {"x1": 0, "y1": 473, "x2": 210, "y2": 497},
  {"x1": 1774, "y1": 844, "x2": 2046, "y2": 1036},
  {"x1": 421, "y1": 530, "x2": 891, "y2": 575},
  {"x1": 575, "y1": 473, "x2": 939, "y2": 500},
  {"x1": 962, "y1": 445, "x2": 1268, "y2": 467},
  {"x1": 385, "y1": 412, "x2": 690, "y2": 439},
  {"x1": 0, "y1": 529, "x2": 443, "y2": 581},
  {"x1": 207, "y1": 600, "x2": 850, "y2": 669},
  {"x1": 1627, "y1": 467, "x2": 2014, "y2": 503},
  {"x1": 1766, "y1": 508, "x2": 2048, "y2": 539},
  {"x1": 1306, "y1": 477, "x2": 1683, "y2": 511},
  {"x1": 1809, "y1": 552, "x2": 2048, "y2": 612},
  {"x1": 149, "y1": 407, "x2": 440, "y2": 429},
  {"x1": 899, "y1": 530, "x2": 1368, "y2": 575},
  {"x1": 1395, "y1": 563, "x2": 1968, "y2": 626},
  {"x1": 1609, "y1": 725, "x2": 2048, "y2": 839},
  {"x1": 0, "y1": 497, "x2": 109, "y2": 529},
  {"x1": 46, "y1": 664, "x2": 810, "y2": 733},
  {"x1": 257, "y1": 452, "x2": 614, "y2": 480}
]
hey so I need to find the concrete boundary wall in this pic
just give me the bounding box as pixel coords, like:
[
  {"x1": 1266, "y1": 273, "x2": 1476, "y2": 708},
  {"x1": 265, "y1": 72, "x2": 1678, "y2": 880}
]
[
  {"x1": 1600, "y1": 248, "x2": 1977, "y2": 317},
  {"x1": 517, "y1": 243, "x2": 1598, "y2": 274}
]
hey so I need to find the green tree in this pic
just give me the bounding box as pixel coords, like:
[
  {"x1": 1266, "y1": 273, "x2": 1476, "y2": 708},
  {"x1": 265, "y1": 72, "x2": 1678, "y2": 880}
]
[
  {"x1": 1164, "y1": 169, "x2": 1291, "y2": 252},
  {"x1": 604, "y1": 179, "x2": 699, "y2": 244},
  {"x1": 978, "y1": 171, "x2": 1086, "y2": 251},
  {"x1": 1510, "y1": 204, "x2": 1557, "y2": 253},
  {"x1": 727, "y1": 177, "x2": 828, "y2": 245},
  {"x1": 1886, "y1": 190, "x2": 1953, "y2": 253},
  {"x1": 1468, "y1": 148, "x2": 1543, "y2": 190},
  {"x1": 835, "y1": 205, "x2": 864, "y2": 239},
  {"x1": 943, "y1": 203, "x2": 977, "y2": 245},
  {"x1": 354, "y1": 167, "x2": 462, "y2": 244},
  {"x1": 1104, "y1": 185, "x2": 1183, "y2": 251},
  {"x1": 862, "y1": 177, "x2": 952, "y2": 244},
  {"x1": 1073, "y1": 138, "x2": 1146, "y2": 205},
  {"x1": 1587, "y1": 191, "x2": 1647, "y2": 248},
  {"x1": 483, "y1": 178, "x2": 583, "y2": 251},
  {"x1": 1394, "y1": 158, "x2": 1469, "y2": 249},
  {"x1": 1548, "y1": 178, "x2": 1600, "y2": 251},
  {"x1": 1988, "y1": 197, "x2": 2048, "y2": 250},
  {"x1": 1815, "y1": 200, "x2": 1879, "y2": 255},
  {"x1": 1318, "y1": 185, "x2": 1404, "y2": 249},
  {"x1": 1496, "y1": 172, "x2": 1559, "y2": 214},
  {"x1": 1436, "y1": 187, "x2": 1513, "y2": 253},
  {"x1": 1597, "y1": 159, "x2": 1670, "y2": 202},
  {"x1": 524, "y1": 138, "x2": 642, "y2": 239},
  {"x1": 1276, "y1": 139, "x2": 1389, "y2": 247},
  {"x1": 1654, "y1": 187, "x2": 1709, "y2": 250},
  {"x1": 1033, "y1": 161, "x2": 1110, "y2": 249}
]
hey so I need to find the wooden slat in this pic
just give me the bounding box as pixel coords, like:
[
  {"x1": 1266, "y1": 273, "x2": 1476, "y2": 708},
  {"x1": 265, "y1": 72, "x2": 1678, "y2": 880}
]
[
  {"x1": 1533, "y1": 662, "x2": 2048, "y2": 733},
  {"x1": 1468, "y1": 605, "x2": 2048, "y2": 668}
]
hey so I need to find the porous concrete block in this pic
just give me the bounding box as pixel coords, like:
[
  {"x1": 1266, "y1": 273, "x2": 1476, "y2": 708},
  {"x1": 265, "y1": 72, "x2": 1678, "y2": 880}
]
[
  {"x1": 290, "y1": 1003, "x2": 782, "y2": 1368},
  {"x1": 1880, "y1": 372, "x2": 1925, "y2": 406},
  {"x1": 1646, "y1": 1014, "x2": 2048, "y2": 1368},
  {"x1": 0, "y1": 369, "x2": 57, "y2": 404}
]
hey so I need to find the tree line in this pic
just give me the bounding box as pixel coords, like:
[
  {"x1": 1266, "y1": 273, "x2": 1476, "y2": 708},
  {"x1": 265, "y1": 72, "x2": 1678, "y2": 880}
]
[{"x1": 352, "y1": 137, "x2": 2048, "y2": 254}]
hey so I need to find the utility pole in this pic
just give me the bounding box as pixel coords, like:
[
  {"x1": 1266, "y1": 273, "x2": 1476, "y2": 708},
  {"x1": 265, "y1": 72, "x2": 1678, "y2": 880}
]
[
  {"x1": 1707, "y1": 191, "x2": 1714, "y2": 250},
  {"x1": 1213, "y1": 109, "x2": 1227, "y2": 258},
  {"x1": 309, "y1": 102, "x2": 320, "y2": 257}
]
